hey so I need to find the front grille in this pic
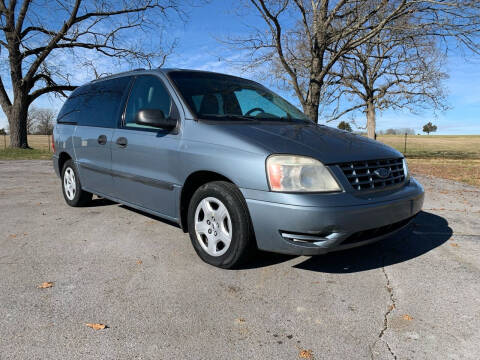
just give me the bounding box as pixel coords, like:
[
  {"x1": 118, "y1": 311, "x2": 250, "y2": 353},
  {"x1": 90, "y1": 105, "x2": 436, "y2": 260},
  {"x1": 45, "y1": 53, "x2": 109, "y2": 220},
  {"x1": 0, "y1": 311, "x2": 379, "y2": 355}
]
[
  {"x1": 341, "y1": 216, "x2": 414, "y2": 245},
  {"x1": 339, "y1": 158, "x2": 406, "y2": 191}
]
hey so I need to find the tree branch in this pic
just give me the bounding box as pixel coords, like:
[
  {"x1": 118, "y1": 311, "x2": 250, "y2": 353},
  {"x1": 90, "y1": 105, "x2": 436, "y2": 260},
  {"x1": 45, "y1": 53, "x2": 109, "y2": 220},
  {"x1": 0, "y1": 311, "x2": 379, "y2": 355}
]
[
  {"x1": 29, "y1": 84, "x2": 77, "y2": 102},
  {"x1": 0, "y1": 76, "x2": 12, "y2": 111},
  {"x1": 250, "y1": 0, "x2": 306, "y2": 105},
  {"x1": 15, "y1": 0, "x2": 31, "y2": 34},
  {"x1": 24, "y1": 0, "x2": 82, "y2": 82}
]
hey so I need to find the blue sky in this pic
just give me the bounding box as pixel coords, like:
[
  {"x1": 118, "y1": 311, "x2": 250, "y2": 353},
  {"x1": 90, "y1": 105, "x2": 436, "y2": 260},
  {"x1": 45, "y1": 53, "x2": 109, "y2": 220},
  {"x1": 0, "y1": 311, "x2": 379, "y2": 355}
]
[{"x1": 1, "y1": 0, "x2": 479, "y2": 134}]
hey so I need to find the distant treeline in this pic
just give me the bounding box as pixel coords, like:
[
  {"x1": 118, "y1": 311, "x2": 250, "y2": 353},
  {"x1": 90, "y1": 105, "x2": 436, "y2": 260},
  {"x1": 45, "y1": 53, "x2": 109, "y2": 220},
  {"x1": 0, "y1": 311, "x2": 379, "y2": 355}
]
[{"x1": 377, "y1": 128, "x2": 416, "y2": 135}]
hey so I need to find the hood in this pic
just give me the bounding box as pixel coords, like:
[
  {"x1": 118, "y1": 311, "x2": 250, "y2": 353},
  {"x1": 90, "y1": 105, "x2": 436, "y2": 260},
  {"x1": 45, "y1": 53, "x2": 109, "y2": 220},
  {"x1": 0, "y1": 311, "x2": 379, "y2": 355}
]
[{"x1": 213, "y1": 121, "x2": 402, "y2": 164}]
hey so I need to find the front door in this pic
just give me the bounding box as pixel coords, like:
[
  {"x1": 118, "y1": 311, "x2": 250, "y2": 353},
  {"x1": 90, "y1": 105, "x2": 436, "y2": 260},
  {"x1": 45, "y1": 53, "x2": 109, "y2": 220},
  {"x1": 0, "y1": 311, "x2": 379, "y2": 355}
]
[{"x1": 111, "y1": 75, "x2": 180, "y2": 218}]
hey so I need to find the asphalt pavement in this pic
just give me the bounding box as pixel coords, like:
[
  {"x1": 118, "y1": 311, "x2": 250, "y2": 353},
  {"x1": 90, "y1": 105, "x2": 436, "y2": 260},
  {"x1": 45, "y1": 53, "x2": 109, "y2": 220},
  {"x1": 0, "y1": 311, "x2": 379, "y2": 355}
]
[{"x1": 1, "y1": 160, "x2": 479, "y2": 359}]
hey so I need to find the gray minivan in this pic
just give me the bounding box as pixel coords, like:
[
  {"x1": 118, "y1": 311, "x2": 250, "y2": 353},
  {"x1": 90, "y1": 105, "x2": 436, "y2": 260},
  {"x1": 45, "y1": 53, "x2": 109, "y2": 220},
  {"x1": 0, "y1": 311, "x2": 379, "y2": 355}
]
[{"x1": 53, "y1": 69, "x2": 424, "y2": 268}]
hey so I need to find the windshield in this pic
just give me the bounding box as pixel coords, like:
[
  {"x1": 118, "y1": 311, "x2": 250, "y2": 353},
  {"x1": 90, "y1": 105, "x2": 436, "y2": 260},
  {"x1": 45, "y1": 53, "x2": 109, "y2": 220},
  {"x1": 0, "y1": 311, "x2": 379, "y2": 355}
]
[{"x1": 168, "y1": 71, "x2": 311, "y2": 123}]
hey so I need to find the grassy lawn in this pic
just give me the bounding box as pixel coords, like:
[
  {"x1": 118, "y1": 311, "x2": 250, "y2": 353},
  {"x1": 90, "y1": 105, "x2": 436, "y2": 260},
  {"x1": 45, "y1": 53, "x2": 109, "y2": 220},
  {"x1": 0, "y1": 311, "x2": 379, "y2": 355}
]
[
  {"x1": 2, "y1": 134, "x2": 52, "y2": 151},
  {"x1": 0, "y1": 148, "x2": 52, "y2": 160},
  {"x1": 377, "y1": 135, "x2": 480, "y2": 187},
  {"x1": 408, "y1": 158, "x2": 480, "y2": 188},
  {"x1": 0, "y1": 135, "x2": 53, "y2": 160},
  {"x1": 377, "y1": 135, "x2": 480, "y2": 159}
]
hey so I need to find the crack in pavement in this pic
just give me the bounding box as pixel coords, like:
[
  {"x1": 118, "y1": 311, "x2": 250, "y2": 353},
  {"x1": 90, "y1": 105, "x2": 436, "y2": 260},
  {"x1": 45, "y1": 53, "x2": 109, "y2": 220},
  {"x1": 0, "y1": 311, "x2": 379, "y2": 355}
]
[
  {"x1": 379, "y1": 262, "x2": 397, "y2": 360},
  {"x1": 371, "y1": 255, "x2": 398, "y2": 360}
]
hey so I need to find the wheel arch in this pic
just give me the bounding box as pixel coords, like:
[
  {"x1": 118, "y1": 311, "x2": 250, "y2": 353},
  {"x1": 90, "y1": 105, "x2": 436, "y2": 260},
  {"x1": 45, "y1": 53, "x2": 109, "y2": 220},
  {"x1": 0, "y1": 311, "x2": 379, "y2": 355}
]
[
  {"x1": 58, "y1": 151, "x2": 73, "y2": 174},
  {"x1": 179, "y1": 171, "x2": 236, "y2": 232}
]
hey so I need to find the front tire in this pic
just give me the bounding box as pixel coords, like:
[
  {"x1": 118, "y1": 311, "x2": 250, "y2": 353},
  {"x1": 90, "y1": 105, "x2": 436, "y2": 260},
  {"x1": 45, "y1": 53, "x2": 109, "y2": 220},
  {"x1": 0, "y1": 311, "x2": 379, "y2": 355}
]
[
  {"x1": 61, "y1": 159, "x2": 92, "y2": 207},
  {"x1": 187, "y1": 181, "x2": 254, "y2": 269}
]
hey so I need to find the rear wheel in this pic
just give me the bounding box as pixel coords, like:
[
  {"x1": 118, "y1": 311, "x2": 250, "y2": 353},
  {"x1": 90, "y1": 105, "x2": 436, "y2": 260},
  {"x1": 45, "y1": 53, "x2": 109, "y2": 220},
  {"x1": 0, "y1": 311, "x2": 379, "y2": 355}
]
[
  {"x1": 187, "y1": 181, "x2": 254, "y2": 268},
  {"x1": 61, "y1": 159, "x2": 92, "y2": 207}
]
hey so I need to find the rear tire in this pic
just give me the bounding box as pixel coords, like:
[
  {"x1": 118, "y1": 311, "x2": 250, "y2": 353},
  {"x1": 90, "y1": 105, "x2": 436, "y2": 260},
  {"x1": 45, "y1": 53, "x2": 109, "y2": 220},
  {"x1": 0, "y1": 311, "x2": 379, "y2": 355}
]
[
  {"x1": 187, "y1": 181, "x2": 255, "y2": 269},
  {"x1": 61, "y1": 159, "x2": 92, "y2": 207}
]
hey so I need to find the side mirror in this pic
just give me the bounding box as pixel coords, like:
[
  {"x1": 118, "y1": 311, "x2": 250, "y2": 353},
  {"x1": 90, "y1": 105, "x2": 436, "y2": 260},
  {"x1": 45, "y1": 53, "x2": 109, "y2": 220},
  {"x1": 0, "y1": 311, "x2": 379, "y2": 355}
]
[{"x1": 135, "y1": 109, "x2": 177, "y2": 130}]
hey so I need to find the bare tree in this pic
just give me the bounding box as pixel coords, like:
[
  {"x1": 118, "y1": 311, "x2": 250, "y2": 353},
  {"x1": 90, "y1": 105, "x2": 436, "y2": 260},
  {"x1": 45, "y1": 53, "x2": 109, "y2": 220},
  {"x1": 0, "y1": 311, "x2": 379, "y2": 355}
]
[
  {"x1": 0, "y1": 0, "x2": 182, "y2": 148},
  {"x1": 28, "y1": 106, "x2": 55, "y2": 135},
  {"x1": 325, "y1": 15, "x2": 449, "y2": 138},
  {"x1": 26, "y1": 106, "x2": 37, "y2": 134},
  {"x1": 231, "y1": 0, "x2": 480, "y2": 123}
]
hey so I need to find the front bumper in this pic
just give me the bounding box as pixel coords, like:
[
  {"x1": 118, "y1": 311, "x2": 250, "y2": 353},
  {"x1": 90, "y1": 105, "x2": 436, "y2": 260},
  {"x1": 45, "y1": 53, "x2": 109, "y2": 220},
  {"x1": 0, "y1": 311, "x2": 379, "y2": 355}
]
[{"x1": 242, "y1": 178, "x2": 424, "y2": 255}]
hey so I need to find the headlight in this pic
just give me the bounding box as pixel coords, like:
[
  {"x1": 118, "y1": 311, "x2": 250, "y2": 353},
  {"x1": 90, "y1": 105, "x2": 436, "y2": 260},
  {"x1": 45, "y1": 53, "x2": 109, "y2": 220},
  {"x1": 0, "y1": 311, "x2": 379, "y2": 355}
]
[
  {"x1": 402, "y1": 158, "x2": 410, "y2": 181},
  {"x1": 266, "y1": 155, "x2": 341, "y2": 192}
]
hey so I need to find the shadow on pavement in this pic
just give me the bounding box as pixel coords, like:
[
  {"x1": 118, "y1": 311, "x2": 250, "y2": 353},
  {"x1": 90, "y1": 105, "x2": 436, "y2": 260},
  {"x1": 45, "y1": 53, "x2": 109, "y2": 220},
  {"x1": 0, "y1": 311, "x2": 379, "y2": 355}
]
[
  {"x1": 85, "y1": 197, "x2": 116, "y2": 207},
  {"x1": 238, "y1": 252, "x2": 296, "y2": 269},
  {"x1": 118, "y1": 204, "x2": 182, "y2": 228},
  {"x1": 241, "y1": 211, "x2": 452, "y2": 272},
  {"x1": 84, "y1": 195, "x2": 451, "y2": 273},
  {"x1": 293, "y1": 211, "x2": 452, "y2": 273},
  {"x1": 85, "y1": 196, "x2": 181, "y2": 228}
]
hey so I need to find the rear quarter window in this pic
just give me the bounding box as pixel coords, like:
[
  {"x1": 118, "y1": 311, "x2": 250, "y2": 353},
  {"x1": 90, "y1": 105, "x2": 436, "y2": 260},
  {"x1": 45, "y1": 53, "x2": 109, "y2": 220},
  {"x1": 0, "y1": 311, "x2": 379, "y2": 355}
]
[{"x1": 57, "y1": 76, "x2": 131, "y2": 127}]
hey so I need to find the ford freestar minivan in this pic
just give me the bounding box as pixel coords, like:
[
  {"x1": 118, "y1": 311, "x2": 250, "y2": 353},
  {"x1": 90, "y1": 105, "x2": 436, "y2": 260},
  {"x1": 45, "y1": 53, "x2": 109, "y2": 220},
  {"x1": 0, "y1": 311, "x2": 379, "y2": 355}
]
[{"x1": 53, "y1": 69, "x2": 424, "y2": 268}]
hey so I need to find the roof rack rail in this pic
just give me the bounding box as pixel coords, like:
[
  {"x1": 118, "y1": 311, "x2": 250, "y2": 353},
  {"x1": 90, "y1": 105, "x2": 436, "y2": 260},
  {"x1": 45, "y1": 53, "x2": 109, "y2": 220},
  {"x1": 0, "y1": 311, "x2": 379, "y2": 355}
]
[{"x1": 90, "y1": 68, "x2": 147, "y2": 82}]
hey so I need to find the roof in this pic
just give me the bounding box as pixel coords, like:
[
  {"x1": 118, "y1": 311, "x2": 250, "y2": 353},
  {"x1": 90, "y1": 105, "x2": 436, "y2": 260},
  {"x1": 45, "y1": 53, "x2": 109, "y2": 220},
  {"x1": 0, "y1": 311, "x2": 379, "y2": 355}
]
[{"x1": 89, "y1": 68, "x2": 250, "y2": 84}]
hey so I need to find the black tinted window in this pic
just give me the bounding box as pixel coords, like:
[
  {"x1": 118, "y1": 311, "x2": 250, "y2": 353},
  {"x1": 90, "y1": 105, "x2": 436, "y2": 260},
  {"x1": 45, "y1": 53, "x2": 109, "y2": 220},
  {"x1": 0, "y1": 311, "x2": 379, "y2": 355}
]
[
  {"x1": 124, "y1": 75, "x2": 172, "y2": 129},
  {"x1": 57, "y1": 77, "x2": 131, "y2": 127}
]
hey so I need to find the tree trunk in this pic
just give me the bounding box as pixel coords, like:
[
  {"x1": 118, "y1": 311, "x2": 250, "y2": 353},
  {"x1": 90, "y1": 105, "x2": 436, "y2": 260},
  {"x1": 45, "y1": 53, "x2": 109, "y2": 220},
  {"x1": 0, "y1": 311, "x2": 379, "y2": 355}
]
[
  {"x1": 303, "y1": 102, "x2": 319, "y2": 122},
  {"x1": 303, "y1": 77, "x2": 323, "y2": 123},
  {"x1": 366, "y1": 99, "x2": 376, "y2": 139},
  {"x1": 8, "y1": 95, "x2": 30, "y2": 149}
]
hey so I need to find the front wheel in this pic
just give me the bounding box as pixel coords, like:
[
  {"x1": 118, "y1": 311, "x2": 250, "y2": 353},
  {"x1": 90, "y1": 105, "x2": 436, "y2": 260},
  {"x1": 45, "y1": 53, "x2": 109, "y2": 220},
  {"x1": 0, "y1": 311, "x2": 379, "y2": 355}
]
[
  {"x1": 187, "y1": 181, "x2": 255, "y2": 268},
  {"x1": 61, "y1": 159, "x2": 92, "y2": 207}
]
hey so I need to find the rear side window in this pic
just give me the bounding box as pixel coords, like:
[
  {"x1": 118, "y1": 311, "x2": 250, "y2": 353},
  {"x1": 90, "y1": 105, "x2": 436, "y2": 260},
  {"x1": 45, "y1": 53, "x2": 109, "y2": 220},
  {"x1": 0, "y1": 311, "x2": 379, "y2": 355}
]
[{"x1": 57, "y1": 77, "x2": 131, "y2": 127}]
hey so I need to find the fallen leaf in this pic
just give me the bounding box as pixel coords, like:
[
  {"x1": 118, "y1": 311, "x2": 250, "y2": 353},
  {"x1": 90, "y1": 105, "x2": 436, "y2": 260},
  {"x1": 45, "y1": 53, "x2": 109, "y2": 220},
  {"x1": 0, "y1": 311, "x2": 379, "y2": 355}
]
[
  {"x1": 402, "y1": 314, "x2": 413, "y2": 321},
  {"x1": 136, "y1": 260, "x2": 143, "y2": 265},
  {"x1": 86, "y1": 323, "x2": 107, "y2": 330},
  {"x1": 450, "y1": 243, "x2": 459, "y2": 247},
  {"x1": 388, "y1": 304, "x2": 395, "y2": 311},
  {"x1": 299, "y1": 349, "x2": 314, "y2": 359},
  {"x1": 8, "y1": 234, "x2": 17, "y2": 238},
  {"x1": 228, "y1": 285, "x2": 240, "y2": 293},
  {"x1": 38, "y1": 282, "x2": 54, "y2": 289},
  {"x1": 234, "y1": 317, "x2": 246, "y2": 324}
]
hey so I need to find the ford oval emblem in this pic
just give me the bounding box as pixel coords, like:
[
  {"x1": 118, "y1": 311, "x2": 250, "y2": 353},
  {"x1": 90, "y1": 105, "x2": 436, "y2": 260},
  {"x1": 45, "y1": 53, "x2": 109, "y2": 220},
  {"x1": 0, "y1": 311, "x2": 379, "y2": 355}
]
[{"x1": 374, "y1": 167, "x2": 391, "y2": 179}]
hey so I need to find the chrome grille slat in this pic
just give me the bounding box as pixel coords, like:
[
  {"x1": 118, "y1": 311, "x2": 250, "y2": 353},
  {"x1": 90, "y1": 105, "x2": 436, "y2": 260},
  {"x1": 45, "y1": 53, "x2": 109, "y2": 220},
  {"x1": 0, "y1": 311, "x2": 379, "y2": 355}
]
[
  {"x1": 338, "y1": 158, "x2": 406, "y2": 191},
  {"x1": 341, "y1": 163, "x2": 400, "y2": 171}
]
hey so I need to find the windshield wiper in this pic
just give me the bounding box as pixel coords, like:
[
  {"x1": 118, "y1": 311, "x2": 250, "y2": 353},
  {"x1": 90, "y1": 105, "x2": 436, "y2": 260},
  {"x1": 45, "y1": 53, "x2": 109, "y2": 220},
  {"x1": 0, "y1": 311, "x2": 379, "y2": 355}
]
[{"x1": 201, "y1": 114, "x2": 259, "y2": 122}]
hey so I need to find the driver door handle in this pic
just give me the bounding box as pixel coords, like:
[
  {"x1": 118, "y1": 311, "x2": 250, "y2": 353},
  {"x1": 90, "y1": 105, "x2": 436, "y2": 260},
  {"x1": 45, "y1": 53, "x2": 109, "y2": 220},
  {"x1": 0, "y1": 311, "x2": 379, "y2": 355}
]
[
  {"x1": 97, "y1": 135, "x2": 107, "y2": 145},
  {"x1": 116, "y1": 137, "x2": 128, "y2": 148}
]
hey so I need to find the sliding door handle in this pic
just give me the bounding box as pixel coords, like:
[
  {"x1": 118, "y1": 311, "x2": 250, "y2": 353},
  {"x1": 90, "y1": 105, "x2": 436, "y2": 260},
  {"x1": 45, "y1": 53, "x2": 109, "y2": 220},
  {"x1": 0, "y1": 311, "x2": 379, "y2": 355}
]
[
  {"x1": 97, "y1": 135, "x2": 107, "y2": 145},
  {"x1": 116, "y1": 137, "x2": 128, "y2": 147}
]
